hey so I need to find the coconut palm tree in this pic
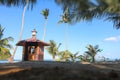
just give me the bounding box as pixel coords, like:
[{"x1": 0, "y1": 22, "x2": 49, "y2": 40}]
[
  {"x1": 58, "y1": 7, "x2": 71, "y2": 50},
  {"x1": 46, "y1": 40, "x2": 61, "y2": 61},
  {"x1": 0, "y1": 25, "x2": 13, "y2": 60},
  {"x1": 69, "y1": 52, "x2": 81, "y2": 62},
  {"x1": 55, "y1": 0, "x2": 96, "y2": 23},
  {"x1": 55, "y1": 0, "x2": 120, "y2": 29},
  {"x1": 41, "y1": 8, "x2": 49, "y2": 41},
  {"x1": 8, "y1": 0, "x2": 29, "y2": 62},
  {"x1": 58, "y1": 50, "x2": 72, "y2": 61},
  {"x1": 85, "y1": 44, "x2": 102, "y2": 63},
  {"x1": 78, "y1": 53, "x2": 91, "y2": 62},
  {"x1": 8, "y1": 0, "x2": 36, "y2": 62}
]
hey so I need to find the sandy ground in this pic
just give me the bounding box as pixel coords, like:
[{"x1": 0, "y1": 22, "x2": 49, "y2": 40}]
[{"x1": 0, "y1": 61, "x2": 120, "y2": 80}]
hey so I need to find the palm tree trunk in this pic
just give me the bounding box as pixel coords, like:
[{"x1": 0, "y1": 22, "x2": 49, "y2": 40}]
[
  {"x1": 66, "y1": 23, "x2": 68, "y2": 50},
  {"x1": 8, "y1": 0, "x2": 28, "y2": 63},
  {"x1": 52, "y1": 55, "x2": 55, "y2": 61},
  {"x1": 92, "y1": 56, "x2": 95, "y2": 63},
  {"x1": 42, "y1": 18, "x2": 48, "y2": 41}
]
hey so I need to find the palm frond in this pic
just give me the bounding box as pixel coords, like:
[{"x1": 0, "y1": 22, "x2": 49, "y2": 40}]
[
  {"x1": 41, "y1": 8, "x2": 49, "y2": 19},
  {"x1": 85, "y1": 44, "x2": 102, "y2": 62},
  {"x1": 106, "y1": 15, "x2": 120, "y2": 29},
  {"x1": 58, "y1": 20, "x2": 64, "y2": 24},
  {"x1": 55, "y1": 0, "x2": 120, "y2": 29},
  {"x1": 74, "y1": 51, "x2": 79, "y2": 57},
  {"x1": 46, "y1": 40, "x2": 60, "y2": 60},
  {"x1": 85, "y1": 51, "x2": 92, "y2": 56},
  {"x1": 0, "y1": 25, "x2": 5, "y2": 39},
  {"x1": 0, "y1": 26, "x2": 13, "y2": 48},
  {"x1": 0, "y1": 25, "x2": 13, "y2": 59},
  {"x1": 0, "y1": 0, "x2": 37, "y2": 10}
]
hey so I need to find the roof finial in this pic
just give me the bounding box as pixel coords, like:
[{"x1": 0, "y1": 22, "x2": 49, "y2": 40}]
[{"x1": 32, "y1": 29, "x2": 37, "y2": 38}]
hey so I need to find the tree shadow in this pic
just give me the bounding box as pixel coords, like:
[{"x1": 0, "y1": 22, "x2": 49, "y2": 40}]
[{"x1": 0, "y1": 61, "x2": 120, "y2": 80}]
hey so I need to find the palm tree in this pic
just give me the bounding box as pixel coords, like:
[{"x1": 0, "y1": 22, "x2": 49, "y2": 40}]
[
  {"x1": 46, "y1": 40, "x2": 61, "y2": 61},
  {"x1": 55, "y1": 0, "x2": 120, "y2": 29},
  {"x1": 85, "y1": 44, "x2": 102, "y2": 62},
  {"x1": 0, "y1": 25, "x2": 13, "y2": 60},
  {"x1": 58, "y1": 7, "x2": 71, "y2": 50},
  {"x1": 69, "y1": 52, "x2": 81, "y2": 62},
  {"x1": 8, "y1": 0, "x2": 29, "y2": 62},
  {"x1": 55, "y1": 0, "x2": 96, "y2": 23},
  {"x1": 58, "y1": 50, "x2": 72, "y2": 61},
  {"x1": 41, "y1": 8, "x2": 49, "y2": 41},
  {"x1": 78, "y1": 53, "x2": 91, "y2": 62},
  {"x1": 8, "y1": 0, "x2": 36, "y2": 62}
]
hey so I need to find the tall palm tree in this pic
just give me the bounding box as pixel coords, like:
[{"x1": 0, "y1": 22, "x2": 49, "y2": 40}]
[
  {"x1": 58, "y1": 7, "x2": 71, "y2": 50},
  {"x1": 46, "y1": 40, "x2": 61, "y2": 61},
  {"x1": 55, "y1": 0, "x2": 120, "y2": 29},
  {"x1": 8, "y1": 0, "x2": 36, "y2": 62},
  {"x1": 8, "y1": 0, "x2": 28, "y2": 62},
  {"x1": 41, "y1": 8, "x2": 49, "y2": 41},
  {"x1": 55, "y1": 0, "x2": 96, "y2": 23},
  {"x1": 85, "y1": 44, "x2": 102, "y2": 62},
  {"x1": 0, "y1": 25, "x2": 13, "y2": 60}
]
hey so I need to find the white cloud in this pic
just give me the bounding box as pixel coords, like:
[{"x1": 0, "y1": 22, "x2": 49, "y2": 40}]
[
  {"x1": 104, "y1": 36, "x2": 120, "y2": 42},
  {"x1": 105, "y1": 37, "x2": 118, "y2": 41}
]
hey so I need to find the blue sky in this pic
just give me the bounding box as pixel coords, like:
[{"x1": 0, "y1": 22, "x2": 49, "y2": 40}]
[{"x1": 0, "y1": 1, "x2": 120, "y2": 60}]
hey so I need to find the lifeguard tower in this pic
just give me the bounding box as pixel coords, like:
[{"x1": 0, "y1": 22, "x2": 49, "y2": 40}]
[{"x1": 16, "y1": 29, "x2": 49, "y2": 61}]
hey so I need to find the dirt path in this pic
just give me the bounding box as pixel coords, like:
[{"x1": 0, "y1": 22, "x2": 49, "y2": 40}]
[
  {"x1": 0, "y1": 68, "x2": 25, "y2": 75},
  {"x1": 0, "y1": 61, "x2": 120, "y2": 80}
]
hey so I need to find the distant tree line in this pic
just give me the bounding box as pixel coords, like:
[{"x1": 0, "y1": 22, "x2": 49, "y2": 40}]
[{"x1": 46, "y1": 40, "x2": 102, "y2": 63}]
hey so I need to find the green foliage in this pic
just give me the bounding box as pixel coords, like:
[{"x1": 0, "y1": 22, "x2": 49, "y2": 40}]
[
  {"x1": 46, "y1": 40, "x2": 61, "y2": 60},
  {"x1": 78, "y1": 54, "x2": 92, "y2": 62},
  {"x1": 85, "y1": 44, "x2": 102, "y2": 62},
  {"x1": 58, "y1": 50, "x2": 72, "y2": 61},
  {"x1": 41, "y1": 8, "x2": 49, "y2": 19},
  {"x1": 56, "y1": 0, "x2": 96, "y2": 23},
  {"x1": 0, "y1": 0, "x2": 36, "y2": 10},
  {"x1": 47, "y1": 40, "x2": 102, "y2": 63},
  {"x1": 0, "y1": 25, "x2": 13, "y2": 60},
  {"x1": 55, "y1": 0, "x2": 120, "y2": 29},
  {"x1": 58, "y1": 7, "x2": 71, "y2": 24},
  {"x1": 69, "y1": 52, "x2": 81, "y2": 62},
  {"x1": 0, "y1": 48, "x2": 11, "y2": 60}
]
